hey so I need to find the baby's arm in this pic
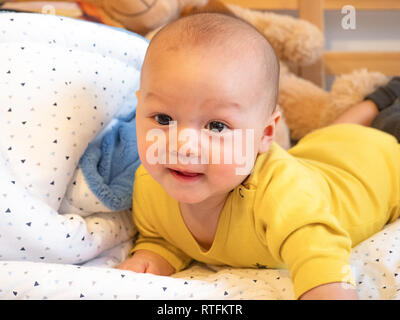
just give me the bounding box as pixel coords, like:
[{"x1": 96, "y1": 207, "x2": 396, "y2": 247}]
[
  {"x1": 299, "y1": 282, "x2": 359, "y2": 300},
  {"x1": 116, "y1": 249, "x2": 175, "y2": 276},
  {"x1": 278, "y1": 223, "x2": 358, "y2": 300}
]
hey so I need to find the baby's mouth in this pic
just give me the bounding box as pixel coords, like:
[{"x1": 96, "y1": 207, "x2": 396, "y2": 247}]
[{"x1": 168, "y1": 169, "x2": 204, "y2": 182}]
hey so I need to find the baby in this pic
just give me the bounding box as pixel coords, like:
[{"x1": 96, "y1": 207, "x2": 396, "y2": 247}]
[{"x1": 117, "y1": 13, "x2": 400, "y2": 300}]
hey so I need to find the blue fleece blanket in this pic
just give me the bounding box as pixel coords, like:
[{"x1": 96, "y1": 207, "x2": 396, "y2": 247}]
[{"x1": 79, "y1": 111, "x2": 141, "y2": 211}]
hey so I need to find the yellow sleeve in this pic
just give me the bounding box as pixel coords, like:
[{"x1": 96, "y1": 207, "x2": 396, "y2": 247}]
[
  {"x1": 132, "y1": 234, "x2": 193, "y2": 273},
  {"x1": 256, "y1": 159, "x2": 356, "y2": 300},
  {"x1": 131, "y1": 205, "x2": 194, "y2": 272},
  {"x1": 130, "y1": 170, "x2": 193, "y2": 272},
  {"x1": 264, "y1": 191, "x2": 356, "y2": 299},
  {"x1": 280, "y1": 223, "x2": 356, "y2": 300}
]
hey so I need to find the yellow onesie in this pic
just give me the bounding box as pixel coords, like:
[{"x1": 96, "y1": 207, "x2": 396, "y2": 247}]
[{"x1": 131, "y1": 123, "x2": 400, "y2": 299}]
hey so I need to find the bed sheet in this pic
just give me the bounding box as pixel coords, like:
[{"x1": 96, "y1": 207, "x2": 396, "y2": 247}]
[{"x1": 1, "y1": 218, "x2": 400, "y2": 300}]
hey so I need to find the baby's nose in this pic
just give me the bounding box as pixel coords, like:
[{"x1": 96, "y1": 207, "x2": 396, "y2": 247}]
[{"x1": 172, "y1": 128, "x2": 201, "y2": 162}]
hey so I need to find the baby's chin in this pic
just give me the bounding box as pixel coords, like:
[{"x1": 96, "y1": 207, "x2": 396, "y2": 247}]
[{"x1": 165, "y1": 187, "x2": 209, "y2": 204}]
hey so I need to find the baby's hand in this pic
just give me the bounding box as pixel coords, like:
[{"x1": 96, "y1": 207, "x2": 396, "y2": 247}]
[
  {"x1": 116, "y1": 249, "x2": 175, "y2": 276},
  {"x1": 299, "y1": 282, "x2": 359, "y2": 300}
]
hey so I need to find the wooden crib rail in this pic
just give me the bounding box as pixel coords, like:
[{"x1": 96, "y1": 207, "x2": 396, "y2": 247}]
[
  {"x1": 221, "y1": 0, "x2": 400, "y2": 10},
  {"x1": 221, "y1": 0, "x2": 400, "y2": 88},
  {"x1": 324, "y1": 52, "x2": 400, "y2": 76}
]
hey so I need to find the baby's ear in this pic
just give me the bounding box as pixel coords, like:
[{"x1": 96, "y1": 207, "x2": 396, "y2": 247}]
[{"x1": 258, "y1": 110, "x2": 281, "y2": 154}]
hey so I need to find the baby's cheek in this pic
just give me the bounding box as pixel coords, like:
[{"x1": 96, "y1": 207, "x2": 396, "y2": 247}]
[
  {"x1": 137, "y1": 138, "x2": 159, "y2": 178},
  {"x1": 137, "y1": 137, "x2": 148, "y2": 165},
  {"x1": 205, "y1": 134, "x2": 238, "y2": 165},
  {"x1": 208, "y1": 162, "x2": 248, "y2": 190},
  {"x1": 204, "y1": 134, "x2": 253, "y2": 176},
  {"x1": 140, "y1": 142, "x2": 165, "y2": 175},
  {"x1": 138, "y1": 128, "x2": 167, "y2": 165}
]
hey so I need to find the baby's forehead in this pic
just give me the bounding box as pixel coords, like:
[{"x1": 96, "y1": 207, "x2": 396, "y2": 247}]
[
  {"x1": 148, "y1": 18, "x2": 270, "y2": 64},
  {"x1": 143, "y1": 13, "x2": 279, "y2": 112},
  {"x1": 145, "y1": 29, "x2": 273, "y2": 90}
]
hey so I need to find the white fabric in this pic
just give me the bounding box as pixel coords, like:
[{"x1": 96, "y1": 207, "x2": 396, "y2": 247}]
[
  {"x1": 0, "y1": 12, "x2": 146, "y2": 211},
  {"x1": 0, "y1": 12, "x2": 147, "y2": 263},
  {"x1": 59, "y1": 167, "x2": 111, "y2": 217},
  {"x1": 1, "y1": 219, "x2": 400, "y2": 299},
  {"x1": 0, "y1": 150, "x2": 135, "y2": 263}
]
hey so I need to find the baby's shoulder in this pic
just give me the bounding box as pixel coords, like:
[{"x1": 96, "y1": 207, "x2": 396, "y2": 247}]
[
  {"x1": 133, "y1": 165, "x2": 166, "y2": 199},
  {"x1": 134, "y1": 164, "x2": 161, "y2": 187},
  {"x1": 132, "y1": 165, "x2": 176, "y2": 217},
  {"x1": 135, "y1": 164, "x2": 150, "y2": 179},
  {"x1": 250, "y1": 143, "x2": 313, "y2": 185}
]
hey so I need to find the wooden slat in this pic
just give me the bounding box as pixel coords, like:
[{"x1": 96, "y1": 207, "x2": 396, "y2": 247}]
[
  {"x1": 1, "y1": 2, "x2": 83, "y2": 17},
  {"x1": 299, "y1": 0, "x2": 325, "y2": 88},
  {"x1": 221, "y1": 0, "x2": 400, "y2": 10},
  {"x1": 324, "y1": 51, "x2": 400, "y2": 75},
  {"x1": 220, "y1": 0, "x2": 298, "y2": 10},
  {"x1": 299, "y1": 0, "x2": 324, "y2": 29},
  {"x1": 324, "y1": 0, "x2": 400, "y2": 10},
  {"x1": 221, "y1": 0, "x2": 400, "y2": 83}
]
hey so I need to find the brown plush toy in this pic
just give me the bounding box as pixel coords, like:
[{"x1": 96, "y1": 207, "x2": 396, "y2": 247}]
[
  {"x1": 5, "y1": 0, "x2": 390, "y2": 148},
  {"x1": 3, "y1": 0, "x2": 207, "y2": 34}
]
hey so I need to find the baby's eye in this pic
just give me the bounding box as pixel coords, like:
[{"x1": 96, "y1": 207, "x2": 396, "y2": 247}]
[
  {"x1": 207, "y1": 121, "x2": 228, "y2": 133},
  {"x1": 154, "y1": 114, "x2": 173, "y2": 125}
]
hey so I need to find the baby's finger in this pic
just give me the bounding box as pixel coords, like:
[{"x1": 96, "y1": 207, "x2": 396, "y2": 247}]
[
  {"x1": 115, "y1": 260, "x2": 146, "y2": 273},
  {"x1": 130, "y1": 263, "x2": 147, "y2": 273},
  {"x1": 145, "y1": 263, "x2": 165, "y2": 276}
]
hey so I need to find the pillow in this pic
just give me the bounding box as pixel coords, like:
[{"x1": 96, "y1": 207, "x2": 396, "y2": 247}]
[
  {"x1": 0, "y1": 12, "x2": 148, "y2": 211},
  {"x1": 0, "y1": 12, "x2": 148, "y2": 263}
]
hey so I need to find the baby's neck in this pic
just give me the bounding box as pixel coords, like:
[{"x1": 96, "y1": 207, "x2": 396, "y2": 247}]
[
  {"x1": 179, "y1": 192, "x2": 230, "y2": 250},
  {"x1": 179, "y1": 192, "x2": 229, "y2": 220}
]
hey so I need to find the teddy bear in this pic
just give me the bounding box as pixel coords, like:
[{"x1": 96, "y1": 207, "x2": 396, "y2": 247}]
[
  {"x1": 4, "y1": 0, "x2": 390, "y2": 147},
  {"x1": 1, "y1": 0, "x2": 208, "y2": 34}
]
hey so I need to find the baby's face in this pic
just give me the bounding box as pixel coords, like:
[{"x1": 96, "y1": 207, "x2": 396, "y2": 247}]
[{"x1": 136, "y1": 48, "x2": 279, "y2": 204}]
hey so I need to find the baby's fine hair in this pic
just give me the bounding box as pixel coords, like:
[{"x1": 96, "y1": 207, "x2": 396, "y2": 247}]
[{"x1": 144, "y1": 12, "x2": 280, "y2": 113}]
